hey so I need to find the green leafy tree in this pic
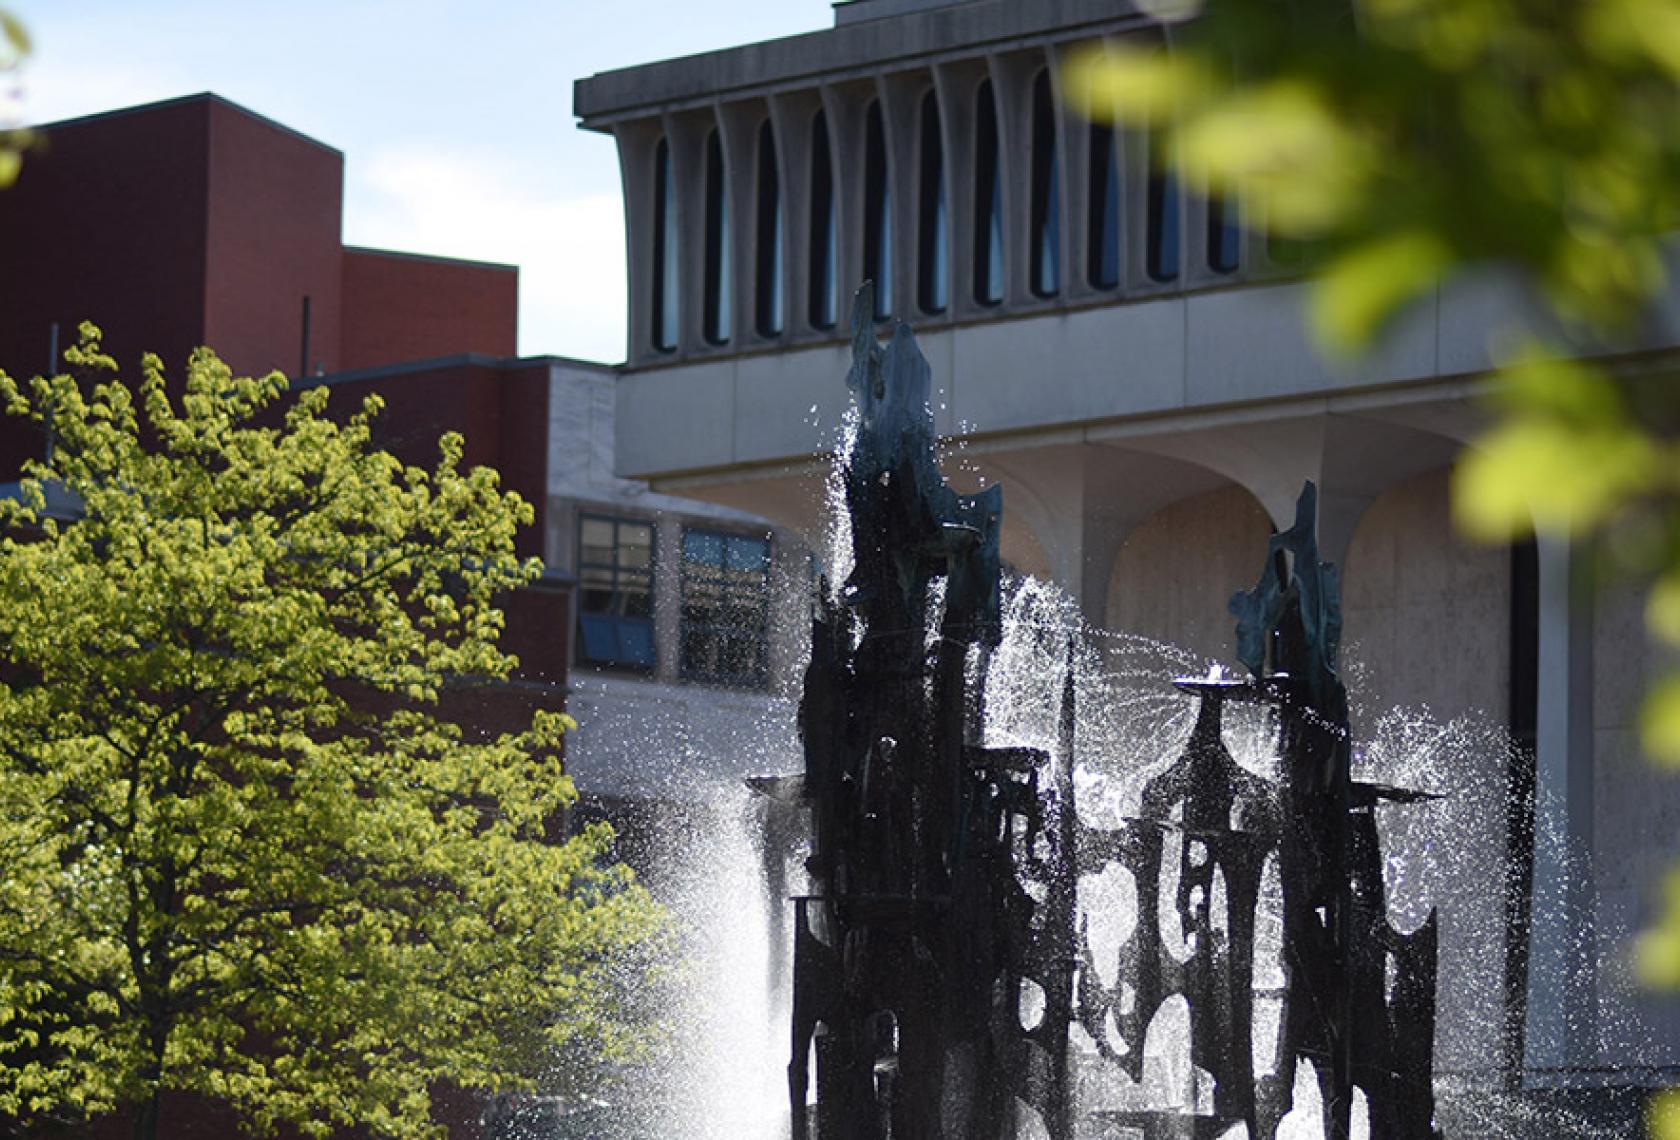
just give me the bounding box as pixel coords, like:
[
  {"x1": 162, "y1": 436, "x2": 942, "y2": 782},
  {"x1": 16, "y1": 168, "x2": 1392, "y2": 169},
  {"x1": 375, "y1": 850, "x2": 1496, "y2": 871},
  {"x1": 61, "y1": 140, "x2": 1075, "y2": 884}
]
[
  {"x1": 0, "y1": 327, "x2": 661, "y2": 1139},
  {"x1": 1065, "y1": 0, "x2": 1680, "y2": 1131}
]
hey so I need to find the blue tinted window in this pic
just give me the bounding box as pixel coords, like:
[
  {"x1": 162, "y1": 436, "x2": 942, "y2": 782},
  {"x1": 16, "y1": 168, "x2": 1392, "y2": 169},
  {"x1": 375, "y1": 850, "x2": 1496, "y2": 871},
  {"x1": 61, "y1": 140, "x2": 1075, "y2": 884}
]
[
  {"x1": 917, "y1": 91, "x2": 948, "y2": 314},
  {"x1": 755, "y1": 120, "x2": 784, "y2": 336},
  {"x1": 1030, "y1": 70, "x2": 1060, "y2": 298},
  {"x1": 1147, "y1": 133, "x2": 1180, "y2": 283},
  {"x1": 810, "y1": 110, "x2": 838, "y2": 330},
  {"x1": 974, "y1": 80, "x2": 1004, "y2": 305},
  {"x1": 1088, "y1": 123, "x2": 1121, "y2": 289},
  {"x1": 864, "y1": 101, "x2": 892, "y2": 320}
]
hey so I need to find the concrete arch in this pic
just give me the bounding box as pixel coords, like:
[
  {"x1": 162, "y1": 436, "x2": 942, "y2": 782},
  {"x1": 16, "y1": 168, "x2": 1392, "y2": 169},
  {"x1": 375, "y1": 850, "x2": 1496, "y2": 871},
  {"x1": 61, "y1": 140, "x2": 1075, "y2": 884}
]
[
  {"x1": 1340, "y1": 465, "x2": 1510, "y2": 724},
  {"x1": 1104, "y1": 481, "x2": 1273, "y2": 664}
]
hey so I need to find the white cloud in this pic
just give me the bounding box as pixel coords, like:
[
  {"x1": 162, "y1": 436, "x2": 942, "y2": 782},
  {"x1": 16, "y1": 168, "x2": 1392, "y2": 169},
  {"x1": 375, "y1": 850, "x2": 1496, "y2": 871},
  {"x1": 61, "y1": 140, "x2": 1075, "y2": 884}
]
[{"x1": 346, "y1": 145, "x2": 628, "y2": 363}]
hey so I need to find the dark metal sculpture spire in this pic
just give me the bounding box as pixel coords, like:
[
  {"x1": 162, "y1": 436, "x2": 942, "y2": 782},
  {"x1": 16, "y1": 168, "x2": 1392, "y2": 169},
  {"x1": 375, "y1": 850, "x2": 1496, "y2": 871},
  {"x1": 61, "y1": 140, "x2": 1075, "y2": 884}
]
[{"x1": 766, "y1": 301, "x2": 1442, "y2": 1140}]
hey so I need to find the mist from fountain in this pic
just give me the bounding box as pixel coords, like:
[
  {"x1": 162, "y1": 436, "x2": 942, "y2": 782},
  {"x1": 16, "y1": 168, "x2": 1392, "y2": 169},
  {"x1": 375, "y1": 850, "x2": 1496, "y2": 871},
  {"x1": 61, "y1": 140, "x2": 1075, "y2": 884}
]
[{"x1": 518, "y1": 320, "x2": 1661, "y2": 1139}]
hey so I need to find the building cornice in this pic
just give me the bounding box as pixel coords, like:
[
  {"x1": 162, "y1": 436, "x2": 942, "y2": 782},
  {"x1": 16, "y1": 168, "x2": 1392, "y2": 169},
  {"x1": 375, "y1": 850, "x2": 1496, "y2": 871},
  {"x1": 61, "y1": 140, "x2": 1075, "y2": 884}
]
[{"x1": 574, "y1": 0, "x2": 1150, "y2": 127}]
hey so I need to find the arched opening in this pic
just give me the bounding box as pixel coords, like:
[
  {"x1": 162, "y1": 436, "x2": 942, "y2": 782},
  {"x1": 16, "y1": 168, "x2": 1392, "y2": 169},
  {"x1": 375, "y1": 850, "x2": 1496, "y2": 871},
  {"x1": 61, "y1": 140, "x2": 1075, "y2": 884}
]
[
  {"x1": 973, "y1": 78, "x2": 1004, "y2": 306},
  {"x1": 652, "y1": 136, "x2": 678, "y2": 350},
  {"x1": 754, "y1": 119, "x2": 784, "y2": 337},
  {"x1": 809, "y1": 109, "x2": 838, "y2": 329},
  {"x1": 863, "y1": 100, "x2": 893, "y2": 321},
  {"x1": 1029, "y1": 68, "x2": 1060, "y2": 298},
  {"x1": 1146, "y1": 131, "x2": 1180, "y2": 283},
  {"x1": 916, "y1": 90, "x2": 949, "y2": 315},
  {"x1": 1088, "y1": 122, "x2": 1121, "y2": 289},
  {"x1": 702, "y1": 129, "x2": 731, "y2": 344}
]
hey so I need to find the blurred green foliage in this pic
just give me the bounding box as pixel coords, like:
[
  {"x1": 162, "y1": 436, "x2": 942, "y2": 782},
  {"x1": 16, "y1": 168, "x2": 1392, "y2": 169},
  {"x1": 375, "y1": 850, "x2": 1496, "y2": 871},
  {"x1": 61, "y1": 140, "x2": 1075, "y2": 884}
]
[
  {"x1": 1066, "y1": 1, "x2": 1680, "y2": 1132},
  {"x1": 0, "y1": 9, "x2": 30, "y2": 187}
]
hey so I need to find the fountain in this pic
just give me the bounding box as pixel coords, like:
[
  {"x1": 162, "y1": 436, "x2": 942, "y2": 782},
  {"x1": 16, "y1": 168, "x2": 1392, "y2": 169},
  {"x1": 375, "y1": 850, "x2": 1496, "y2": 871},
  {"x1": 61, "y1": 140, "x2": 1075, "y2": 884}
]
[{"x1": 755, "y1": 288, "x2": 1451, "y2": 1140}]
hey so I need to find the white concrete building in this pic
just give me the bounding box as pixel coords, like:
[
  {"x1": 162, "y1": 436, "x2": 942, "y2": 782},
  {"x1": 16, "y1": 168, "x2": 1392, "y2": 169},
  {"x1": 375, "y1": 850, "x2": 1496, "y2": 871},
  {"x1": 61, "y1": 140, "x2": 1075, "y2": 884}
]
[{"x1": 574, "y1": 0, "x2": 1680, "y2": 1096}]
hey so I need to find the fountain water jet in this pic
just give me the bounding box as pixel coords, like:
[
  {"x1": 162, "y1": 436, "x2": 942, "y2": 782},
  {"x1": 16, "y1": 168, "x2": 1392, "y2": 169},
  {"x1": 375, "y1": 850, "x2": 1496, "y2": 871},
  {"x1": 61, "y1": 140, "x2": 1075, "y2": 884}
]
[{"x1": 761, "y1": 291, "x2": 1450, "y2": 1140}]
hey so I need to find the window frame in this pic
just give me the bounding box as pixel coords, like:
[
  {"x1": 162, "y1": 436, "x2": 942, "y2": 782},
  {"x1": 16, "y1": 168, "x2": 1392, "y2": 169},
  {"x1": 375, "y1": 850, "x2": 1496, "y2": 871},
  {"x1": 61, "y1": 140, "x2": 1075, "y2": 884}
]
[
  {"x1": 575, "y1": 512, "x2": 658, "y2": 674},
  {"x1": 678, "y1": 525, "x2": 773, "y2": 689}
]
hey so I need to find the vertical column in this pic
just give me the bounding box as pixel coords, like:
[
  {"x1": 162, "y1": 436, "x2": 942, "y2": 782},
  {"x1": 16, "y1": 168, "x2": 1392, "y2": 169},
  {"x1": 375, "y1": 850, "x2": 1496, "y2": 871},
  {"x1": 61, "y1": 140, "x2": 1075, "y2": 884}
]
[
  {"x1": 664, "y1": 110, "x2": 708, "y2": 357},
  {"x1": 769, "y1": 92, "x2": 816, "y2": 342},
  {"x1": 717, "y1": 100, "x2": 760, "y2": 350},
  {"x1": 1048, "y1": 41, "x2": 1091, "y2": 303},
  {"x1": 1523, "y1": 533, "x2": 1598, "y2": 1077},
  {"x1": 932, "y1": 60, "x2": 981, "y2": 322},
  {"x1": 820, "y1": 82, "x2": 869, "y2": 321},
  {"x1": 613, "y1": 121, "x2": 663, "y2": 367},
  {"x1": 871, "y1": 72, "x2": 912, "y2": 325},
  {"x1": 654, "y1": 514, "x2": 685, "y2": 685},
  {"x1": 985, "y1": 51, "x2": 1032, "y2": 308}
]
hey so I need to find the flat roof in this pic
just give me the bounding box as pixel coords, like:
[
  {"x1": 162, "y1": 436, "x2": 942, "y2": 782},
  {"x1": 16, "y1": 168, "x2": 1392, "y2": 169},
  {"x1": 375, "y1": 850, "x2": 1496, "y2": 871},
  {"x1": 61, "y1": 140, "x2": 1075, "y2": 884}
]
[
  {"x1": 27, "y1": 91, "x2": 343, "y2": 159},
  {"x1": 575, "y1": 0, "x2": 1148, "y2": 127}
]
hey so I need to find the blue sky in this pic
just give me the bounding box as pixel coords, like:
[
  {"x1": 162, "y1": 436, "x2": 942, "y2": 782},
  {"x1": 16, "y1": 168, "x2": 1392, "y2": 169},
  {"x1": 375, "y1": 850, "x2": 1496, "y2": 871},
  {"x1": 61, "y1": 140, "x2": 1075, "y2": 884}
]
[{"x1": 13, "y1": 1, "x2": 837, "y2": 362}]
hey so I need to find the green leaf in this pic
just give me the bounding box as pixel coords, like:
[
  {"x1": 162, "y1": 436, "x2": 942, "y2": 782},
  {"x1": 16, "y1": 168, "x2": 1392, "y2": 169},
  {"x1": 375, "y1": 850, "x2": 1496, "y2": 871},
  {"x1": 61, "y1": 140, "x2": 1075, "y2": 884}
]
[
  {"x1": 0, "y1": 10, "x2": 27, "y2": 57},
  {"x1": 1310, "y1": 231, "x2": 1452, "y2": 353},
  {"x1": 1453, "y1": 418, "x2": 1657, "y2": 541},
  {"x1": 1646, "y1": 675, "x2": 1680, "y2": 765},
  {"x1": 1655, "y1": 1089, "x2": 1680, "y2": 1140}
]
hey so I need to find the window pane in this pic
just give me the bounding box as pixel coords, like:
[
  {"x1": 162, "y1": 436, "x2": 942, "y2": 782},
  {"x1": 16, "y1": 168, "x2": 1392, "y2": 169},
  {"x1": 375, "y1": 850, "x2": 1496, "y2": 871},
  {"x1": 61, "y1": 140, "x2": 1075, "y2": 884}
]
[
  {"x1": 683, "y1": 530, "x2": 725, "y2": 566},
  {"x1": 1030, "y1": 69, "x2": 1060, "y2": 298},
  {"x1": 918, "y1": 91, "x2": 948, "y2": 315},
  {"x1": 809, "y1": 110, "x2": 837, "y2": 330},
  {"x1": 755, "y1": 119, "x2": 784, "y2": 337},
  {"x1": 681, "y1": 527, "x2": 770, "y2": 687},
  {"x1": 1089, "y1": 123, "x2": 1121, "y2": 290},
  {"x1": 864, "y1": 101, "x2": 892, "y2": 320},
  {"x1": 1147, "y1": 132, "x2": 1180, "y2": 283},
  {"x1": 620, "y1": 523, "x2": 653, "y2": 568},
  {"x1": 974, "y1": 80, "x2": 1004, "y2": 306},
  {"x1": 1208, "y1": 194, "x2": 1240, "y2": 274},
  {"x1": 577, "y1": 515, "x2": 658, "y2": 669},
  {"x1": 725, "y1": 535, "x2": 769, "y2": 572}
]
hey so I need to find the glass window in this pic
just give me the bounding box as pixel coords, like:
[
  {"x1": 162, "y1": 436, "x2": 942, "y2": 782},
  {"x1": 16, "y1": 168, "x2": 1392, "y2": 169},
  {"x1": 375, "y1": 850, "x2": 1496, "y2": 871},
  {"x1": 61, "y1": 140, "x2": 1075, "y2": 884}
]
[
  {"x1": 703, "y1": 130, "x2": 731, "y2": 345},
  {"x1": 863, "y1": 101, "x2": 893, "y2": 321},
  {"x1": 974, "y1": 79, "x2": 1004, "y2": 306},
  {"x1": 577, "y1": 515, "x2": 656, "y2": 671},
  {"x1": 1088, "y1": 123, "x2": 1121, "y2": 290},
  {"x1": 1208, "y1": 193, "x2": 1240, "y2": 274},
  {"x1": 1029, "y1": 69, "x2": 1060, "y2": 298},
  {"x1": 1147, "y1": 132, "x2": 1180, "y2": 283},
  {"x1": 755, "y1": 120, "x2": 784, "y2": 337},
  {"x1": 809, "y1": 110, "x2": 838, "y2": 330},
  {"x1": 681, "y1": 527, "x2": 771, "y2": 687},
  {"x1": 917, "y1": 91, "x2": 948, "y2": 315},
  {"x1": 652, "y1": 138, "x2": 678, "y2": 351}
]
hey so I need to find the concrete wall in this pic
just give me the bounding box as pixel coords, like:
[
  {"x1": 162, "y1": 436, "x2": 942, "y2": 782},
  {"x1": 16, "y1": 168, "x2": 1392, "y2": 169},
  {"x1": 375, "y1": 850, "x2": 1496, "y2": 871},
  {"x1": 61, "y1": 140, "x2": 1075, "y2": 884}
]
[
  {"x1": 1591, "y1": 575, "x2": 1680, "y2": 1070},
  {"x1": 1105, "y1": 484, "x2": 1272, "y2": 664},
  {"x1": 1341, "y1": 467, "x2": 1511, "y2": 729}
]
